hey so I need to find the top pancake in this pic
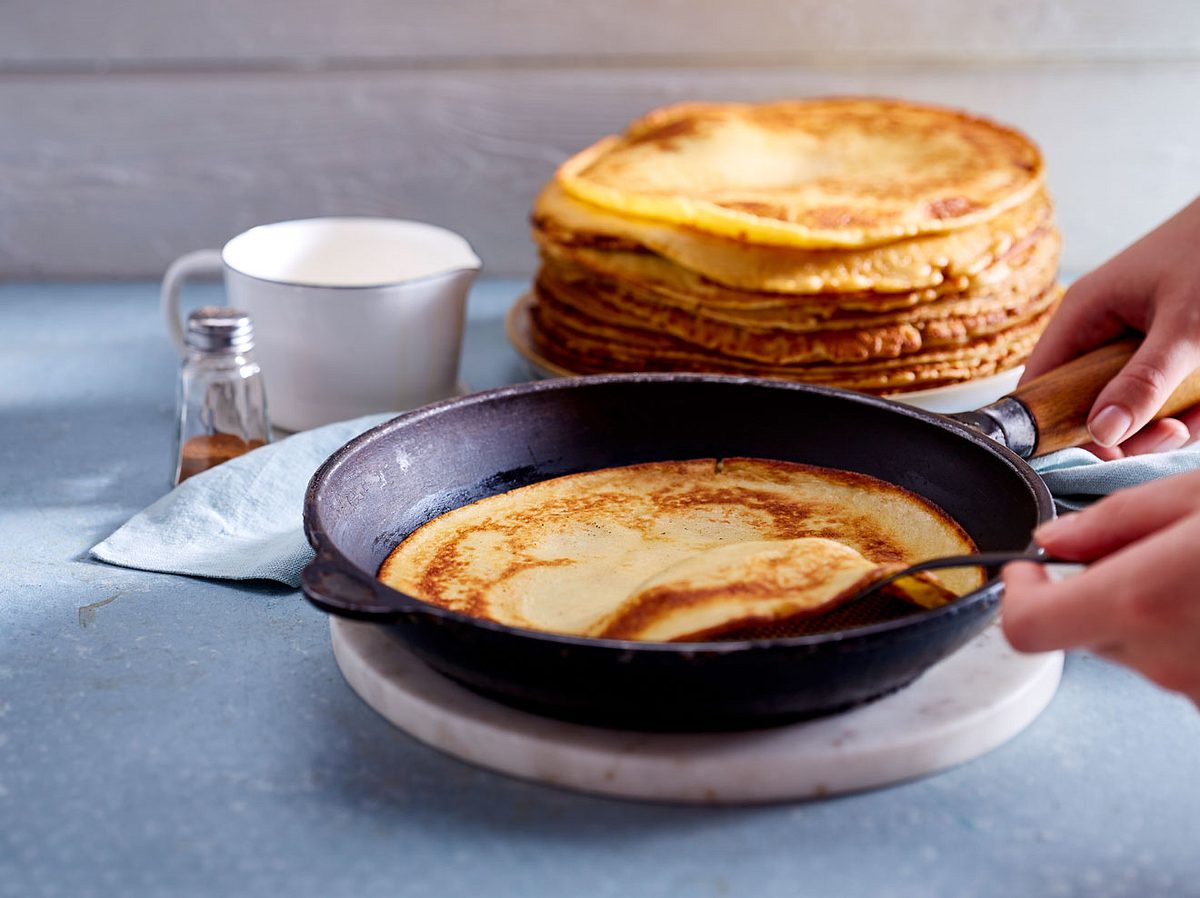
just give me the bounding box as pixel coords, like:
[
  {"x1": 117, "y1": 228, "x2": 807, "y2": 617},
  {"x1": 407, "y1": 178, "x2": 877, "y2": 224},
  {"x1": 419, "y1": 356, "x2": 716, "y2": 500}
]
[
  {"x1": 377, "y1": 458, "x2": 981, "y2": 642},
  {"x1": 594, "y1": 537, "x2": 958, "y2": 642},
  {"x1": 556, "y1": 98, "x2": 1044, "y2": 249}
]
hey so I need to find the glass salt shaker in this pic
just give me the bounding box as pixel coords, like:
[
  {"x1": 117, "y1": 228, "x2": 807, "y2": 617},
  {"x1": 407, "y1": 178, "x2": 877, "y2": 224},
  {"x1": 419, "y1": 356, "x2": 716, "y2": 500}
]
[{"x1": 173, "y1": 307, "x2": 271, "y2": 485}]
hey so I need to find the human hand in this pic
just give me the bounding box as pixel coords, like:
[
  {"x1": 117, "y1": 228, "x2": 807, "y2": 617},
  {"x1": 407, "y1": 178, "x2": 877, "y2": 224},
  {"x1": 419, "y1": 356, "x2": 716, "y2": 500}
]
[
  {"x1": 1020, "y1": 195, "x2": 1200, "y2": 459},
  {"x1": 1002, "y1": 470, "x2": 1200, "y2": 706}
]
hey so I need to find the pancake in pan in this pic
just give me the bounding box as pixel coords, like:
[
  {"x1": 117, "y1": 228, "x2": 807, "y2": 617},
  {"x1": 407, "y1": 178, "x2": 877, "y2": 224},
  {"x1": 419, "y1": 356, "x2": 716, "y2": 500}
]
[
  {"x1": 593, "y1": 537, "x2": 957, "y2": 642},
  {"x1": 377, "y1": 458, "x2": 980, "y2": 642}
]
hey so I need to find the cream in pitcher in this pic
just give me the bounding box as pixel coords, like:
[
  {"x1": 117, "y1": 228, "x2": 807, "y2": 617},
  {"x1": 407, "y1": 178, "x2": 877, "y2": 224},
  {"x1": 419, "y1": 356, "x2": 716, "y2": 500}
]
[{"x1": 161, "y1": 218, "x2": 482, "y2": 432}]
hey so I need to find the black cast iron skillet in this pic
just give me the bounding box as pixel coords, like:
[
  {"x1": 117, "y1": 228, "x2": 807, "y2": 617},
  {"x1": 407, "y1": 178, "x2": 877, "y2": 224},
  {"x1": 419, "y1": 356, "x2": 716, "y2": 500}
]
[{"x1": 302, "y1": 339, "x2": 1200, "y2": 731}]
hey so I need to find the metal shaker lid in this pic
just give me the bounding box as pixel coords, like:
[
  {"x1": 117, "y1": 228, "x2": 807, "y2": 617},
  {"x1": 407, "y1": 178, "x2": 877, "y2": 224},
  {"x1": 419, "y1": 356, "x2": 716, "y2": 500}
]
[{"x1": 185, "y1": 306, "x2": 254, "y2": 353}]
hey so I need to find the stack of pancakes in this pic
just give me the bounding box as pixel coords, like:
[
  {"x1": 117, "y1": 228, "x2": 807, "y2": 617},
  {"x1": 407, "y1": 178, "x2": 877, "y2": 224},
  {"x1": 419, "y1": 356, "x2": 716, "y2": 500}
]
[{"x1": 521, "y1": 98, "x2": 1062, "y2": 394}]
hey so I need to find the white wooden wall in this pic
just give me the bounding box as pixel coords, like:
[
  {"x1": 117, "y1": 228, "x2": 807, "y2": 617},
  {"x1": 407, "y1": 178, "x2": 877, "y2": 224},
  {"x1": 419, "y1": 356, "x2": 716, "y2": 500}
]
[{"x1": 3, "y1": 1, "x2": 1200, "y2": 279}]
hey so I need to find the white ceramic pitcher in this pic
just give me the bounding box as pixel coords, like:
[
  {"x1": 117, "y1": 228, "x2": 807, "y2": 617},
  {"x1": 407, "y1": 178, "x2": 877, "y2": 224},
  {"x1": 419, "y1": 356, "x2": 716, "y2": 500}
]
[{"x1": 161, "y1": 217, "x2": 482, "y2": 432}]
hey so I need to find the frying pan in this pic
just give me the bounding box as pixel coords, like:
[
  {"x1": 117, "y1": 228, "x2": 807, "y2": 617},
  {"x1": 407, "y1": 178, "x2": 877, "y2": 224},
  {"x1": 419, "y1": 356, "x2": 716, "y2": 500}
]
[{"x1": 302, "y1": 339, "x2": 1200, "y2": 730}]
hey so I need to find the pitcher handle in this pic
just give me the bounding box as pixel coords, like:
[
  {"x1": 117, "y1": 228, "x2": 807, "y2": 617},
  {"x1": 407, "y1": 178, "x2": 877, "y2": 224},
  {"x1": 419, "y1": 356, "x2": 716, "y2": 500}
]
[{"x1": 160, "y1": 249, "x2": 225, "y2": 357}]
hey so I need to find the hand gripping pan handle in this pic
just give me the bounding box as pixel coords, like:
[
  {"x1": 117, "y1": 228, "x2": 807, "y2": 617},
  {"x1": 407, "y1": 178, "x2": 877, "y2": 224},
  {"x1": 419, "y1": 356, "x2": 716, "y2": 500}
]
[{"x1": 954, "y1": 337, "x2": 1200, "y2": 458}]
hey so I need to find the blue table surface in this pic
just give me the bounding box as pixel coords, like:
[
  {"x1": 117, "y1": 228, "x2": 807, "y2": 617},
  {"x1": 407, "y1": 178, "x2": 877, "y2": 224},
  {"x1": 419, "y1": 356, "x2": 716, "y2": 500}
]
[{"x1": 3, "y1": 279, "x2": 1200, "y2": 898}]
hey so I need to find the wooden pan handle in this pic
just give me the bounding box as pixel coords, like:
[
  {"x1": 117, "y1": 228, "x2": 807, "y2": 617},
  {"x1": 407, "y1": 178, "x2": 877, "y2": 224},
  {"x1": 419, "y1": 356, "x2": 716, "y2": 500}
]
[{"x1": 1011, "y1": 337, "x2": 1200, "y2": 454}]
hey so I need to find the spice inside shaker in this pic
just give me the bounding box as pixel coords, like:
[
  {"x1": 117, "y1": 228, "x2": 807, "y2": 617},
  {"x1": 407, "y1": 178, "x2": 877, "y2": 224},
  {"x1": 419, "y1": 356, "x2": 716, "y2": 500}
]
[{"x1": 173, "y1": 307, "x2": 270, "y2": 485}]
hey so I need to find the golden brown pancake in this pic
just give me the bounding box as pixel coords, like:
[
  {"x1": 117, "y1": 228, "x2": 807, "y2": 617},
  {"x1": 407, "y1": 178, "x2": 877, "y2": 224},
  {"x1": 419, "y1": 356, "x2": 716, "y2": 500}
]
[
  {"x1": 523, "y1": 288, "x2": 1060, "y2": 392},
  {"x1": 556, "y1": 98, "x2": 1044, "y2": 249},
  {"x1": 534, "y1": 220, "x2": 1060, "y2": 321},
  {"x1": 377, "y1": 458, "x2": 980, "y2": 641},
  {"x1": 534, "y1": 180, "x2": 1053, "y2": 295},
  {"x1": 520, "y1": 97, "x2": 1059, "y2": 394},
  {"x1": 533, "y1": 239, "x2": 1061, "y2": 366},
  {"x1": 593, "y1": 538, "x2": 957, "y2": 642}
]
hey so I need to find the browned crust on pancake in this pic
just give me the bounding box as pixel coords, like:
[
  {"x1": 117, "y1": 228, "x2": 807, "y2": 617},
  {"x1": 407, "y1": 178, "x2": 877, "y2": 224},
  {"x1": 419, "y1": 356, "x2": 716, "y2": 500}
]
[
  {"x1": 557, "y1": 97, "x2": 1045, "y2": 248},
  {"x1": 379, "y1": 457, "x2": 977, "y2": 640},
  {"x1": 719, "y1": 457, "x2": 974, "y2": 554},
  {"x1": 524, "y1": 97, "x2": 1059, "y2": 395},
  {"x1": 533, "y1": 211, "x2": 1057, "y2": 318},
  {"x1": 525, "y1": 280, "x2": 1061, "y2": 391},
  {"x1": 597, "y1": 568, "x2": 956, "y2": 642},
  {"x1": 386, "y1": 458, "x2": 975, "y2": 574},
  {"x1": 596, "y1": 555, "x2": 877, "y2": 641},
  {"x1": 532, "y1": 231, "x2": 1060, "y2": 366},
  {"x1": 532, "y1": 182, "x2": 1054, "y2": 297}
]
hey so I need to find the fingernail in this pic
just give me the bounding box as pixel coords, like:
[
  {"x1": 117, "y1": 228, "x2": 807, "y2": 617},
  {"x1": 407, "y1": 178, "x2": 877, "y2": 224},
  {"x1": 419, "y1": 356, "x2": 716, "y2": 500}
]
[{"x1": 1088, "y1": 405, "x2": 1133, "y2": 448}]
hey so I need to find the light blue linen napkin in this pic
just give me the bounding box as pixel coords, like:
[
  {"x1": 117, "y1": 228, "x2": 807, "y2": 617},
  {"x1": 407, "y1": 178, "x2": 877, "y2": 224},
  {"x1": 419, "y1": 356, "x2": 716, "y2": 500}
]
[
  {"x1": 91, "y1": 416, "x2": 1200, "y2": 588},
  {"x1": 91, "y1": 413, "x2": 393, "y2": 587},
  {"x1": 1030, "y1": 445, "x2": 1200, "y2": 510}
]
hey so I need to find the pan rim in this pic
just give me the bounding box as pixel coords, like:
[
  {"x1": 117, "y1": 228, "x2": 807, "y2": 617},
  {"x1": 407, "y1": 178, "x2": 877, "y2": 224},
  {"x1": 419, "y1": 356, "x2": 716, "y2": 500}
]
[{"x1": 303, "y1": 373, "x2": 1052, "y2": 652}]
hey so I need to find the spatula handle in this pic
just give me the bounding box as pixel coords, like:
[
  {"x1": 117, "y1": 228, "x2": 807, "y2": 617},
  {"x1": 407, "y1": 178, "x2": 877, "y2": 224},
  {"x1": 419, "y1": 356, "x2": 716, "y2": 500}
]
[
  {"x1": 1011, "y1": 337, "x2": 1200, "y2": 455},
  {"x1": 899, "y1": 551, "x2": 1054, "y2": 575}
]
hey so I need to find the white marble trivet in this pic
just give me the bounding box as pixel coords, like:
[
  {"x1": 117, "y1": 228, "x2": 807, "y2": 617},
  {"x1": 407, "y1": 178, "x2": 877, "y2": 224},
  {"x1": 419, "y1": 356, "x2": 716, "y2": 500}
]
[{"x1": 330, "y1": 618, "x2": 1062, "y2": 804}]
